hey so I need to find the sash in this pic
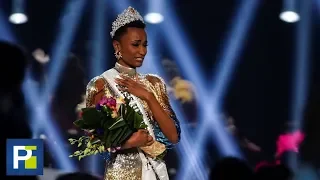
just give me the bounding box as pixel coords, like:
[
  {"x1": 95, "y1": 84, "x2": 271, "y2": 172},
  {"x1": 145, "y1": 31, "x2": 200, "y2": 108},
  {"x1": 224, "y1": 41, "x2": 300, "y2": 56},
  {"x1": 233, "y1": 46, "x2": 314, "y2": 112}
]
[{"x1": 102, "y1": 69, "x2": 169, "y2": 180}]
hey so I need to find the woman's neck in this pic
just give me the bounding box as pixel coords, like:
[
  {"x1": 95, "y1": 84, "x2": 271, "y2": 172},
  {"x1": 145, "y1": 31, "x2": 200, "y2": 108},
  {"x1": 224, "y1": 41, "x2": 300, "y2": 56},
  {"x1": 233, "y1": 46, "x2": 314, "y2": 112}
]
[
  {"x1": 117, "y1": 60, "x2": 135, "y2": 68},
  {"x1": 114, "y1": 62, "x2": 137, "y2": 78}
]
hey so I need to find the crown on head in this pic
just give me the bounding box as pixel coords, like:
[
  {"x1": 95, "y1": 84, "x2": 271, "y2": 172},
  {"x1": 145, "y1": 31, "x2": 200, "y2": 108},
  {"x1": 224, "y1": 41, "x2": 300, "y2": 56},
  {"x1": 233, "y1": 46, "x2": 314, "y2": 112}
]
[{"x1": 110, "y1": 6, "x2": 144, "y2": 38}]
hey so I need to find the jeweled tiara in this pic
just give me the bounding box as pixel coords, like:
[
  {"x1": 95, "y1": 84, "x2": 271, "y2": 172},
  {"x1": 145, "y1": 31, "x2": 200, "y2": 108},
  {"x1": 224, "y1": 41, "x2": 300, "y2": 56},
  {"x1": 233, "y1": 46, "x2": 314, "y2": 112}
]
[{"x1": 110, "y1": 6, "x2": 144, "y2": 38}]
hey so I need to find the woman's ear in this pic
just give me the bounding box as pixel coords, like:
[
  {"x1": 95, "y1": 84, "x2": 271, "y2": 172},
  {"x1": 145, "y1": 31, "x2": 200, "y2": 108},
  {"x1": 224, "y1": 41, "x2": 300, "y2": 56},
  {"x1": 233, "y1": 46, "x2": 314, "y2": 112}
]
[{"x1": 112, "y1": 40, "x2": 121, "y2": 52}]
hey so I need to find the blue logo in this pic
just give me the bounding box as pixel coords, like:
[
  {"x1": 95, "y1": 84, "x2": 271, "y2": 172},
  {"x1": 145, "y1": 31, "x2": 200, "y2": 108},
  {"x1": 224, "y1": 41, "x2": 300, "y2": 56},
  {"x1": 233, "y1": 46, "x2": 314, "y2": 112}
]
[{"x1": 6, "y1": 139, "x2": 44, "y2": 175}]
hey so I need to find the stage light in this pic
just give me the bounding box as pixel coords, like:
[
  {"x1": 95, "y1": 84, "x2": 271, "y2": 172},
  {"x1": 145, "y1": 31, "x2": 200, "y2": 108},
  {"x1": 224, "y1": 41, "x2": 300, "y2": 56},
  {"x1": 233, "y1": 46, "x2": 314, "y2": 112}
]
[
  {"x1": 144, "y1": 12, "x2": 164, "y2": 24},
  {"x1": 9, "y1": 13, "x2": 28, "y2": 24},
  {"x1": 280, "y1": 11, "x2": 300, "y2": 23},
  {"x1": 280, "y1": 0, "x2": 300, "y2": 23},
  {"x1": 9, "y1": 0, "x2": 28, "y2": 24}
]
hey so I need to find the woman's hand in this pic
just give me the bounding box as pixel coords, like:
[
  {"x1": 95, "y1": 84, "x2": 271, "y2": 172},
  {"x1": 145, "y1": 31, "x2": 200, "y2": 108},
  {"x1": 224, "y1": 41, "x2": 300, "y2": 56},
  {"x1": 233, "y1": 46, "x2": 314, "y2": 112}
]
[
  {"x1": 115, "y1": 75, "x2": 153, "y2": 101},
  {"x1": 122, "y1": 129, "x2": 154, "y2": 149}
]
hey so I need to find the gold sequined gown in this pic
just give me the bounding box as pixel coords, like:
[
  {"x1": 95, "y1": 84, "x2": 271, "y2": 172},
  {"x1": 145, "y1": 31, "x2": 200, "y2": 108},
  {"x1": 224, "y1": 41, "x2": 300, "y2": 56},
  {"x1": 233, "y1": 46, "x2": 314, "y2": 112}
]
[{"x1": 85, "y1": 63, "x2": 181, "y2": 180}]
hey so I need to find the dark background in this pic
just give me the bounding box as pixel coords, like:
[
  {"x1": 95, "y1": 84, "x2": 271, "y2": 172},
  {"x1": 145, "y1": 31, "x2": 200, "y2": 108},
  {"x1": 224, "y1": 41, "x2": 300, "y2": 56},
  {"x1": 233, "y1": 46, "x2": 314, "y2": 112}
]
[{"x1": 1, "y1": 0, "x2": 320, "y2": 173}]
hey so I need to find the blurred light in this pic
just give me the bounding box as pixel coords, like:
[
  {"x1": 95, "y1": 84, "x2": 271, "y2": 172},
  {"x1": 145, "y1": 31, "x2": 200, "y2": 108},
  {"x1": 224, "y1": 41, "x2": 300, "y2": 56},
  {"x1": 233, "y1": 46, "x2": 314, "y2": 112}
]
[
  {"x1": 32, "y1": 48, "x2": 50, "y2": 64},
  {"x1": 43, "y1": 0, "x2": 86, "y2": 101},
  {"x1": 0, "y1": 10, "x2": 17, "y2": 42},
  {"x1": 144, "y1": 12, "x2": 164, "y2": 24},
  {"x1": 280, "y1": 11, "x2": 300, "y2": 23},
  {"x1": 40, "y1": 134, "x2": 47, "y2": 140},
  {"x1": 168, "y1": 168, "x2": 176, "y2": 175},
  {"x1": 67, "y1": 129, "x2": 78, "y2": 135},
  {"x1": 9, "y1": 13, "x2": 28, "y2": 24}
]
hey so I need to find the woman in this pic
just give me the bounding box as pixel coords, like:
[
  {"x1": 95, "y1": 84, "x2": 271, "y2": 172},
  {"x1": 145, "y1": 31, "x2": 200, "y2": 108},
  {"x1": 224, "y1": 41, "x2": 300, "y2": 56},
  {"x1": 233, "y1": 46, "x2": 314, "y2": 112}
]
[{"x1": 85, "y1": 6, "x2": 181, "y2": 180}]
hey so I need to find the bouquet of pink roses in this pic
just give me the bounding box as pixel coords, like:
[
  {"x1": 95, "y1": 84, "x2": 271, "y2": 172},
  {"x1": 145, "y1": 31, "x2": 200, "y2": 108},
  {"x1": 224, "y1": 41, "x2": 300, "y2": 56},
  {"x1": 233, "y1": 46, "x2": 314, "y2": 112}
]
[{"x1": 68, "y1": 96, "x2": 147, "y2": 160}]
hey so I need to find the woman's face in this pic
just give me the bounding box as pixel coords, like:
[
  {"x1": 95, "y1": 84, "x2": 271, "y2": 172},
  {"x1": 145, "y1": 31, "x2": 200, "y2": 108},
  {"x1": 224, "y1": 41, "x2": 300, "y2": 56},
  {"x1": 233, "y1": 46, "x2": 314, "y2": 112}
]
[{"x1": 114, "y1": 27, "x2": 148, "y2": 68}]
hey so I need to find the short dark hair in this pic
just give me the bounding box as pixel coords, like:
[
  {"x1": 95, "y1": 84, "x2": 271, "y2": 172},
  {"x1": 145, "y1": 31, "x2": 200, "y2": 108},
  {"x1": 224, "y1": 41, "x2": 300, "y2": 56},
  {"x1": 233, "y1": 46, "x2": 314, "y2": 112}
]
[{"x1": 112, "y1": 20, "x2": 146, "y2": 41}]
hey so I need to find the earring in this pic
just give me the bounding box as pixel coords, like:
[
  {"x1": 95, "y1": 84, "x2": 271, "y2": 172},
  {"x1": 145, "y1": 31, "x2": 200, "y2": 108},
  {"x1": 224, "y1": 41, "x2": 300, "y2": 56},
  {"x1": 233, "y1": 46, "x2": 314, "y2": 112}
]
[{"x1": 114, "y1": 51, "x2": 122, "y2": 60}]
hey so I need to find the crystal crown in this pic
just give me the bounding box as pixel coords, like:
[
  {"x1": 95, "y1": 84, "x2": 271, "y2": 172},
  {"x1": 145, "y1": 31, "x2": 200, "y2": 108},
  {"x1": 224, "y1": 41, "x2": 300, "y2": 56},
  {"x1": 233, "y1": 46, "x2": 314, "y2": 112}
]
[{"x1": 110, "y1": 6, "x2": 144, "y2": 38}]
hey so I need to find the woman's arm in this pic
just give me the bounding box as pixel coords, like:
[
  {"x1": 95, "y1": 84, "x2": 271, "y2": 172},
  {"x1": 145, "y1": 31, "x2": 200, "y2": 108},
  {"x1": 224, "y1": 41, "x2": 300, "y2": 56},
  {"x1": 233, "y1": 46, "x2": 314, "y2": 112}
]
[
  {"x1": 85, "y1": 77, "x2": 109, "y2": 107},
  {"x1": 145, "y1": 92, "x2": 179, "y2": 144},
  {"x1": 146, "y1": 75, "x2": 181, "y2": 145}
]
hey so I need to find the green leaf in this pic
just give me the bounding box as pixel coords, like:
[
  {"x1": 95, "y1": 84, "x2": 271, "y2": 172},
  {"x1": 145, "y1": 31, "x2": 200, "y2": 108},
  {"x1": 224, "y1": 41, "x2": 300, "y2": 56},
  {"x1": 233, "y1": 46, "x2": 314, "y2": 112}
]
[
  {"x1": 103, "y1": 135, "x2": 110, "y2": 147},
  {"x1": 78, "y1": 143, "x2": 82, "y2": 147},
  {"x1": 73, "y1": 119, "x2": 87, "y2": 129},
  {"x1": 103, "y1": 121, "x2": 110, "y2": 131},
  {"x1": 119, "y1": 104, "x2": 126, "y2": 118},
  {"x1": 110, "y1": 129, "x2": 122, "y2": 145},
  {"x1": 121, "y1": 129, "x2": 134, "y2": 144},
  {"x1": 100, "y1": 116, "x2": 111, "y2": 127},
  {"x1": 133, "y1": 113, "x2": 143, "y2": 129},
  {"x1": 112, "y1": 127, "x2": 131, "y2": 146},
  {"x1": 94, "y1": 150, "x2": 99, "y2": 155},
  {"x1": 101, "y1": 114, "x2": 117, "y2": 129},
  {"x1": 112, "y1": 126, "x2": 134, "y2": 146},
  {"x1": 87, "y1": 141, "x2": 92, "y2": 148},
  {"x1": 81, "y1": 108, "x2": 102, "y2": 128},
  {"x1": 105, "y1": 130, "x2": 114, "y2": 148},
  {"x1": 98, "y1": 145, "x2": 105, "y2": 153},
  {"x1": 122, "y1": 104, "x2": 145, "y2": 129},
  {"x1": 124, "y1": 105, "x2": 134, "y2": 118},
  {"x1": 103, "y1": 131, "x2": 111, "y2": 148},
  {"x1": 108, "y1": 117, "x2": 126, "y2": 130},
  {"x1": 91, "y1": 137, "x2": 101, "y2": 144},
  {"x1": 102, "y1": 106, "x2": 112, "y2": 114},
  {"x1": 74, "y1": 151, "x2": 80, "y2": 155},
  {"x1": 122, "y1": 106, "x2": 134, "y2": 123},
  {"x1": 84, "y1": 148, "x2": 90, "y2": 155}
]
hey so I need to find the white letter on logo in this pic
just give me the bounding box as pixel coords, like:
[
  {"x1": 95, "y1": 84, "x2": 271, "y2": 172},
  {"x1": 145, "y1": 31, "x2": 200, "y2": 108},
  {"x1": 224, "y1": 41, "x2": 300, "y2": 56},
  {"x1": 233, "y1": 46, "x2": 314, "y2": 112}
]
[{"x1": 13, "y1": 146, "x2": 32, "y2": 169}]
